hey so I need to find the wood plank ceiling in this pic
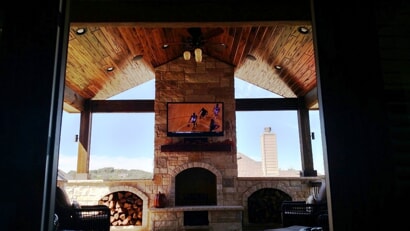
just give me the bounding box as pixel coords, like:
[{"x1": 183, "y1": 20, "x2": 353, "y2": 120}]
[{"x1": 64, "y1": 22, "x2": 317, "y2": 112}]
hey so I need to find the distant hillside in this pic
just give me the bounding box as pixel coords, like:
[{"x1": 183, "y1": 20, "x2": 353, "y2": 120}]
[{"x1": 63, "y1": 167, "x2": 153, "y2": 180}]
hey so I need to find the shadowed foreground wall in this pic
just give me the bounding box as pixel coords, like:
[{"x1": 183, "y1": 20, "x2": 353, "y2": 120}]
[{"x1": 1, "y1": 0, "x2": 410, "y2": 230}]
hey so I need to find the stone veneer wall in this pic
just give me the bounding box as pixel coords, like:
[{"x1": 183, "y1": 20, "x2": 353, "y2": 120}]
[
  {"x1": 59, "y1": 177, "x2": 322, "y2": 231},
  {"x1": 153, "y1": 55, "x2": 238, "y2": 207}
]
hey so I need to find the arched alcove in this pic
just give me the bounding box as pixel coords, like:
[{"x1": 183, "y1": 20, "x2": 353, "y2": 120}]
[
  {"x1": 175, "y1": 167, "x2": 217, "y2": 206},
  {"x1": 247, "y1": 188, "x2": 291, "y2": 225},
  {"x1": 100, "y1": 191, "x2": 143, "y2": 226}
]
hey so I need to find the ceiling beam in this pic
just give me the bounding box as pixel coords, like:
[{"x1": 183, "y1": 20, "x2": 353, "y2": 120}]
[
  {"x1": 236, "y1": 98, "x2": 300, "y2": 111},
  {"x1": 63, "y1": 85, "x2": 85, "y2": 112},
  {"x1": 304, "y1": 86, "x2": 318, "y2": 109},
  {"x1": 69, "y1": 0, "x2": 311, "y2": 23},
  {"x1": 81, "y1": 98, "x2": 303, "y2": 113},
  {"x1": 90, "y1": 100, "x2": 155, "y2": 113}
]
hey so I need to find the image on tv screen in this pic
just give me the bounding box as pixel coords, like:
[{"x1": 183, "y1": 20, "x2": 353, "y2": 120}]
[{"x1": 167, "y1": 102, "x2": 224, "y2": 137}]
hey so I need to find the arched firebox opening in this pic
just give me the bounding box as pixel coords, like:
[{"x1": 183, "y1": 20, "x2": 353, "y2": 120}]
[
  {"x1": 175, "y1": 167, "x2": 217, "y2": 206},
  {"x1": 248, "y1": 188, "x2": 291, "y2": 226},
  {"x1": 99, "y1": 191, "x2": 143, "y2": 226}
]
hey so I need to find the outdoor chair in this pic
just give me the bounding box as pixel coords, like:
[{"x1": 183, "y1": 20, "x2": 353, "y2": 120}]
[
  {"x1": 281, "y1": 180, "x2": 328, "y2": 230},
  {"x1": 54, "y1": 186, "x2": 110, "y2": 231}
]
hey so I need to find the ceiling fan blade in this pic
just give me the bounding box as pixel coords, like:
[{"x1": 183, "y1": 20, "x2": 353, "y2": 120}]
[
  {"x1": 161, "y1": 41, "x2": 186, "y2": 49},
  {"x1": 163, "y1": 28, "x2": 225, "y2": 50},
  {"x1": 187, "y1": 27, "x2": 202, "y2": 39},
  {"x1": 202, "y1": 28, "x2": 224, "y2": 40}
]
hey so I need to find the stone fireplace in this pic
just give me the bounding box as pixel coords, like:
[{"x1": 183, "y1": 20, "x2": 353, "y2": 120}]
[{"x1": 149, "y1": 55, "x2": 242, "y2": 231}]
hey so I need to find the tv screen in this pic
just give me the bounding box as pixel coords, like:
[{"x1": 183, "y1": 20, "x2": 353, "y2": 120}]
[{"x1": 167, "y1": 102, "x2": 224, "y2": 137}]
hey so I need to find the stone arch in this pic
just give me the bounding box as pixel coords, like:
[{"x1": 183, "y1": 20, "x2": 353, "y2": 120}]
[
  {"x1": 101, "y1": 186, "x2": 149, "y2": 230},
  {"x1": 242, "y1": 182, "x2": 292, "y2": 227},
  {"x1": 170, "y1": 161, "x2": 222, "y2": 179},
  {"x1": 108, "y1": 186, "x2": 149, "y2": 203},
  {"x1": 242, "y1": 182, "x2": 292, "y2": 202}
]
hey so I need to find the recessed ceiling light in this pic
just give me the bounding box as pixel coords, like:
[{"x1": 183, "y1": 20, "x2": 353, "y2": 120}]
[
  {"x1": 246, "y1": 54, "x2": 257, "y2": 61},
  {"x1": 133, "y1": 54, "x2": 143, "y2": 61},
  {"x1": 298, "y1": 26, "x2": 309, "y2": 34},
  {"x1": 76, "y1": 28, "x2": 86, "y2": 35}
]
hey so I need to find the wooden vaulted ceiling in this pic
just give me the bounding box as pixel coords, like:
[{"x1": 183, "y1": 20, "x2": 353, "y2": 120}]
[{"x1": 64, "y1": 1, "x2": 318, "y2": 113}]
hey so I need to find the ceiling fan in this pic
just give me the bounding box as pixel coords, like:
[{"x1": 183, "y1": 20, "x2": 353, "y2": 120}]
[{"x1": 162, "y1": 27, "x2": 226, "y2": 62}]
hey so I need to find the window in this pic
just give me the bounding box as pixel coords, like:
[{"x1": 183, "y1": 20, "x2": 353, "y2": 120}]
[
  {"x1": 89, "y1": 79, "x2": 155, "y2": 177},
  {"x1": 58, "y1": 111, "x2": 81, "y2": 172},
  {"x1": 58, "y1": 80, "x2": 155, "y2": 179},
  {"x1": 90, "y1": 113, "x2": 154, "y2": 174},
  {"x1": 309, "y1": 110, "x2": 324, "y2": 175},
  {"x1": 235, "y1": 78, "x2": 324, "y2": 177}
]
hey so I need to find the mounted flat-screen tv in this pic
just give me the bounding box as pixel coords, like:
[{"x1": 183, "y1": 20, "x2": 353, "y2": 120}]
[{"x1": 167, "y1": 102, "x2": 224, "y2": 137}]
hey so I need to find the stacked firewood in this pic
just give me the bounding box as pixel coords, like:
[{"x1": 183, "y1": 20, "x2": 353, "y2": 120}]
[{"x1": 100, "y1": 191, "x2": 143, "y2": 226}]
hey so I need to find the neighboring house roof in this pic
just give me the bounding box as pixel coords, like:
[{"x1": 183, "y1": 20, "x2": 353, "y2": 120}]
[
  {"x1": 237, "y1": 152, "x2": 264, "y2": 177},
  {"x1": 237, "y1": 152, "x2": 301, "y2": 177},
  {"x1": 57, "y1": 169, "x2": 68, "y2": 182}
]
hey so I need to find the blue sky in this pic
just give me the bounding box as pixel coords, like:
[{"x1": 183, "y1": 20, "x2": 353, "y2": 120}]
[{"x1": 58, "y1": 78, "x2": 324, "y2": 174}]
